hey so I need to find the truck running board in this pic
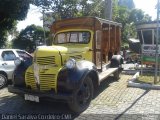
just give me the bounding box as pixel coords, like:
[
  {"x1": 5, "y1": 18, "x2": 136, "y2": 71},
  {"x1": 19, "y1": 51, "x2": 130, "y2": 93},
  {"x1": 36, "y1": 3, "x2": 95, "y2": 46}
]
[{"x1": 99, "y1": 68, "x2": 118, "y2": 82}]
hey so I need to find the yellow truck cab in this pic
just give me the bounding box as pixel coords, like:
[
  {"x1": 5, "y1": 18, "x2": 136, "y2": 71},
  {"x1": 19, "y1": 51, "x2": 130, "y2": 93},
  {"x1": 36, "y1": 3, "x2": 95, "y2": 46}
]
[{"x1": 8, "y1": 17, "x2": 123, "y2": 113}]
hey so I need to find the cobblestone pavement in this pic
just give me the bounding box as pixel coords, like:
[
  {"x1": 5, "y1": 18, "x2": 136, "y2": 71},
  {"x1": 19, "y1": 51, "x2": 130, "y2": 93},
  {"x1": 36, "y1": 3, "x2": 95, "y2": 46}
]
[{"x1": 1, "y1": 75, "x2": 160, "y2": 120}]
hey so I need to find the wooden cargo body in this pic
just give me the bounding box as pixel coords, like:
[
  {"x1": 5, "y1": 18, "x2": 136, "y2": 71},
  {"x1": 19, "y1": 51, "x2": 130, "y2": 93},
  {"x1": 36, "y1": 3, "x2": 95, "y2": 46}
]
[{"x1": 51, "y1": 17, "x2": 122, "y2": 68}]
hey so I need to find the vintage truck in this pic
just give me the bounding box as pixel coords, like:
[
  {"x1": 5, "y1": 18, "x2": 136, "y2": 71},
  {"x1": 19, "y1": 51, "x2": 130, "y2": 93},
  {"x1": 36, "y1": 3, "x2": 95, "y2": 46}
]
[{"x1": 8, "y1": 17, "x2": 123, "y2": 113}]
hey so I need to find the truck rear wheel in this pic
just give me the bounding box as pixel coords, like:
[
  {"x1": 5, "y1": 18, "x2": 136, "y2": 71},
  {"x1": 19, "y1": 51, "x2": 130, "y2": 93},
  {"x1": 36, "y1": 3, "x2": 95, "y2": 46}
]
[
  {"x1": 68, "y1": 77, "x2": 93, "y2": 113},
  {"x1": 114, "y1": 70, "x2": 120, "y2": 80}
]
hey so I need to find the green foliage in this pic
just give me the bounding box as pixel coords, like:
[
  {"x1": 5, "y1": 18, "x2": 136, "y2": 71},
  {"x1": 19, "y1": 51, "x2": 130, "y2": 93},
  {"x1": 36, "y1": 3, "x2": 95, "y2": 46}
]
[
  {"x1": 0, "y1": 0, "x2": 31, "y2": 48},
  {"x1": 34, "y1": 0, "x2": 152, "y2": 43},
  {"x1": 34, "y1": 0, "x2": 78, "y2": 19},
  {"x1": 118, "y1": 0, "x2": 135, "y2": 9},
  {"x1": 81, "y1": 0, "x2": 104, "y2": 18},
  {"x1": 33, "y1": 0, "x2": 105, "y2": 20},
  {"x1": 113, "y1": 0, "x2": 151, "y2": 42},
  {"x1": 12, "y1": 25, "x2": 47, "y2": 52},
  {"x1": 129, "y1": 9, "x2": 152, "y2": 23}
]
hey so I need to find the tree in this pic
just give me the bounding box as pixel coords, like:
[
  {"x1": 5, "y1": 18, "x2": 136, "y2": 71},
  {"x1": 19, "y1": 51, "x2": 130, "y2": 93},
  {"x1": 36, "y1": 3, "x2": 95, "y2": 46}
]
[
  {"x1": 80, "y1": 0, "x2": 105, "y2": 18},
  {"x1": 34, "y1": 0, "x2": 152, "y2": 44},
  {"x1": 33, "y1": 0, "x2": 105, "y2": 20},
  {"x1": 113, "y1": 0, "x2": 151, "y2": 43},
  {"x1": 0, "y1": 0, "x2": 31, "y2": 48},
  {"x1": 129, "y1": 9, "x2": 152, "y2": 23},
  {"x1": 12, "y1": 25, "x2": 46, "y2": 52},
  {"x1": 118, "y1": 0, "x2": 135, "y2": 9},
  {"x1": 34, "y1": 0, "x2": 78, "y2": 20},
  {"x1": 113, "y1": 5, "x2": 130, "y2": 42}
]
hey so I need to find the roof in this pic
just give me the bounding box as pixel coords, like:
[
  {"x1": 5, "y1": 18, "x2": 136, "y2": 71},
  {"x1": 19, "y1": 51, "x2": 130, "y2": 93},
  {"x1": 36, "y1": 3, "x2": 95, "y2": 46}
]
[
  {"x1": 51, "y1": 17, "x2": 122, "y2": 33},
  {"x1": 95, "y1": 17, "x2": 122, "y2": 27},
  {"x1": 136, "y1": 21, "x2": 160, "y2": 29}
]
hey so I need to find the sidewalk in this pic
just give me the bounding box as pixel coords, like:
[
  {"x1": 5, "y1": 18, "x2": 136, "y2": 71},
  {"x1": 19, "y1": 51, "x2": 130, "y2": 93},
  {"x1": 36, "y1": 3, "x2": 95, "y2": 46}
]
[{"x1": 76, "y1": 75, "x2": 160, "y2": 120}]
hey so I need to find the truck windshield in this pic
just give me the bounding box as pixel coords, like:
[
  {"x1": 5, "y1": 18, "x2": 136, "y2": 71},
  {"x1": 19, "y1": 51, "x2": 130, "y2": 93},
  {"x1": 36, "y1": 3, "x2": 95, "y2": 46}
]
[{"x1": 54, "y1": 31, "x2": 90, "y2": 44}]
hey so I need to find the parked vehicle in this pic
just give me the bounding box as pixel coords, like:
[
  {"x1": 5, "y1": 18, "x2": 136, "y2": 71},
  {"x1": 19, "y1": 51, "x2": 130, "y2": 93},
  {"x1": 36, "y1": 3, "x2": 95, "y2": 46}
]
[
  {"x1": 121, "y1": 50, "x2": 140, "y2": 63},
  {"x1": 8, "y1": 17, "x2": 123, "y2": 113},
  {"x1": 0, "y1": 49, "x2": 32, "y2": 88}
]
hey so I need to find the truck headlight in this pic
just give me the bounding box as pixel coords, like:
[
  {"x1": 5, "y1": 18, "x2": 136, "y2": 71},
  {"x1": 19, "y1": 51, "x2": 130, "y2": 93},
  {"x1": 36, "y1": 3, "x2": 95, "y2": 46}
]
[{"x1": 66, "y1": 59, "x2": 76, "y2": 69}]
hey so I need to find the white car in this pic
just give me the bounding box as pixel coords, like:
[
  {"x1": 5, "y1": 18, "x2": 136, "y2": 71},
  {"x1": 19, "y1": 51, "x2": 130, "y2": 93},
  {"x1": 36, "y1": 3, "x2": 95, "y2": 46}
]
[{"x1": 0, "y1": 49, "x2": 32, "y2": 88}]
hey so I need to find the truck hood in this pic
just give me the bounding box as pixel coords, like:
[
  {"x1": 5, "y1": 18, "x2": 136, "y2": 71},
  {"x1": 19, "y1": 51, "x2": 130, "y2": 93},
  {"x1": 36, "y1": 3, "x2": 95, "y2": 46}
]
[
  {"x1": 36, "y1": 45, "x2": 89, "y2": 55},
  {"x1": 35, "y1": 45, "x2": 90, "y2": 65}
]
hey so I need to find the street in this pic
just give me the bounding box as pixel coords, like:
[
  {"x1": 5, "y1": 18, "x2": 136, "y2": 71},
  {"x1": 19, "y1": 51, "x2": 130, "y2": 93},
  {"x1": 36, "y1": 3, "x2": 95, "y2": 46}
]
[{"x1": 0, "y1": 74, "x2": 160, "y2": 119}]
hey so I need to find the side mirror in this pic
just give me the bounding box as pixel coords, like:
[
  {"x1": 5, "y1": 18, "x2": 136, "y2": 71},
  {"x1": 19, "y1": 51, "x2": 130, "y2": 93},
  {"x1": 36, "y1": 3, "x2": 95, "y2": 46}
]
[{"x1": 14, "y1": 57, "x2": 22, "y2": 66}]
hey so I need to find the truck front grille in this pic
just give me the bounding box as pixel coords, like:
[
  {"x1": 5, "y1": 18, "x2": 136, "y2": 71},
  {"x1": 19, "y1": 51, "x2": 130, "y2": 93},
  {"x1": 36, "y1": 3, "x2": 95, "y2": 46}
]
[
  {"x1": 36, "y1": 56, "x2": 55, "y2": 65},
  {"x1": 40, "y1": 73, "x2": 56, "y2": 91},
  {"x1": 26, "y1": 72, "x2": 57, "y2": 92},
  {"x1": 26, "y1": 72, "x2": 36, "y2": 89}
]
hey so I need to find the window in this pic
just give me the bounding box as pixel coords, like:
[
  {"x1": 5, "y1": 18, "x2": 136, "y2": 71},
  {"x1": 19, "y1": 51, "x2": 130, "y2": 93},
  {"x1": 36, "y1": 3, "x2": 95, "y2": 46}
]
[
  {"x1": 54, "y1": 31, "x2": 91, "y2": 44},
  {"x1": 56, "y1": 33, "x2": 66, "y2": 43},
  {"x1": 154, "y1": 29, "x2": 160, "y2": 44},
  {"x1": 2, "y1": 51, "x2": 16, "y2": 61},
  {"x1": 137, "y1": 31, "x2": 143, "y2": 44},
  {"x1": 70, "y1": 32, "x2": 78, "y2": 42},
  {"x1": 142, "y1": 30, "x2": 152, "y2": 44},
  {"x1": 16, "y1": 51, "x2": 32, "y2": 60}
]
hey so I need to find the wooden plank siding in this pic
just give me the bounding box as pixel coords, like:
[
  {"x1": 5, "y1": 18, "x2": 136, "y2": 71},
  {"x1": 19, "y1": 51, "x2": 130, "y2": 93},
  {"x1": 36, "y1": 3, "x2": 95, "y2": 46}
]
[{"x1": 51, "y1": 17, "x2": 122, "y2": 69}]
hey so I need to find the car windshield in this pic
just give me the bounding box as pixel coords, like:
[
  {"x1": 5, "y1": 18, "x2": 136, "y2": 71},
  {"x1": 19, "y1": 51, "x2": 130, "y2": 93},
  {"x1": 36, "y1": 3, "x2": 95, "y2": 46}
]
[{"x1": 54, "y1": 31, "x2": 91, "y2": 44}]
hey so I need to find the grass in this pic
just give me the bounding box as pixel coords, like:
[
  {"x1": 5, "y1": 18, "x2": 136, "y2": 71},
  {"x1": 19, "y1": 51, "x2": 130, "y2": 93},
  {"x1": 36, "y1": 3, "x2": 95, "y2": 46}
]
[{"x1": 135, "y1": 73, "x2": 160, "y2": 85}]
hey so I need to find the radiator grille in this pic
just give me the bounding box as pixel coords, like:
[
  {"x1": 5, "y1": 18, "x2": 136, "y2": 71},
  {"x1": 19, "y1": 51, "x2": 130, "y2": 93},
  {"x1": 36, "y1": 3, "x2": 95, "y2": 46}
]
[
  {"x1": 26, "y1": 72, "x2": 36, "y2": 89},
  {"x1": 25, "y1": 72, "x2": 56, "y2": 91},
  {"x1": 36, "y1": 56, "x2": 55, "y2": 65},
  {"x1": 39, "y1": 73, "x2": 56, "y2": 91}
]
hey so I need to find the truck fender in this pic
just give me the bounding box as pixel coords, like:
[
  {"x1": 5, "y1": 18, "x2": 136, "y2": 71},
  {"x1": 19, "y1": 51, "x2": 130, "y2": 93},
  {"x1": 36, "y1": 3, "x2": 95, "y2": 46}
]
[
  {"x1": 67, "y1": 60, "x2": 99, "y2": 91},
  {"x1": 12, "y1": 60, "x2": 32, "y2": 86}
]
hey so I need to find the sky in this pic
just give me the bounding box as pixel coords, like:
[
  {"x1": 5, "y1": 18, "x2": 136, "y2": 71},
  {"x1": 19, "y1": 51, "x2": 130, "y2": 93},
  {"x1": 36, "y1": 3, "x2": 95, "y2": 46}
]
[
  {"x1": 133, "y1": 0, "x2": 157, "y2": 20},
  {"x1": 17, "y1": 5, "x2": 43, "y2": 32},
  {"x1": 17, "y1": 0, "x2": 158, "y2": 32}
]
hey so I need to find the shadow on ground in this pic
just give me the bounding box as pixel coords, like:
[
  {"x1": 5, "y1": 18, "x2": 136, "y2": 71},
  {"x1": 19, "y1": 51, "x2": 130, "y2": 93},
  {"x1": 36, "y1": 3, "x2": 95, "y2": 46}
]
[
  {"x1": 93, "y1": 76, "x2": 118, "y2": 98},
  {"x1": 0, "y1": 76, "x2": 118, "y2": 119}
]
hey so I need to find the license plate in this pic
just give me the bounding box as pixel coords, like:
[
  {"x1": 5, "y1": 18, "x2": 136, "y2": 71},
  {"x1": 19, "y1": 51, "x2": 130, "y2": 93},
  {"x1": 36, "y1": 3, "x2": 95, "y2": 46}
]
[{"x1": 24, "y1": 94, "x2": 39, "y2": 102}]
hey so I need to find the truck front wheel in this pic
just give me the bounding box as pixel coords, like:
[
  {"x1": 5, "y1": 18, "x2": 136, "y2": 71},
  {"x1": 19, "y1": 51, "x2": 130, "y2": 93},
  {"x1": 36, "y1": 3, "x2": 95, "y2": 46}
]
[{"x1": 68, "y1": 76, "x2": 93, "y2": 113}]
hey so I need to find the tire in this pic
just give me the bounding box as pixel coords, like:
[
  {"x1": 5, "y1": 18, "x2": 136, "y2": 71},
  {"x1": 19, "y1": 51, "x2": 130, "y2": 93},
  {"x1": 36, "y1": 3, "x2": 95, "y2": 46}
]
[
  {"x1": 0, "y1": 74, "x2": 7, "y2": 89},
  {"x1": 110, "y1": 59, "x2": 120, "y2": 68},
  {"x1": 110, "y1": 55, "x2": 122, "y2": 68},
  {"x1": 68, "y1": 77, "x2": 93, "y2": 113},
  {"x1": 114, "y1": 70, "x2": 120, "y2": 80}
]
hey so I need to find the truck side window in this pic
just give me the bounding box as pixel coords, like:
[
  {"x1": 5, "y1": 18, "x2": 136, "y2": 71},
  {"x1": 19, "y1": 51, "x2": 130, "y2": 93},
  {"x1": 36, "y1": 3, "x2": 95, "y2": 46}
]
[{"x1": 80, "y1": 32, "x2": 90, "y2": 43}]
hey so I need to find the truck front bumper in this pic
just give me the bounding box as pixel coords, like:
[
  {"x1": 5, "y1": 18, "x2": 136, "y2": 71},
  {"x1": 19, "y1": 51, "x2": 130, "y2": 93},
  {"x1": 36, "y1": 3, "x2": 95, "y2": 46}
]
[{"x1": 8, "y1": 85, "x2": 73, "y2": 101}]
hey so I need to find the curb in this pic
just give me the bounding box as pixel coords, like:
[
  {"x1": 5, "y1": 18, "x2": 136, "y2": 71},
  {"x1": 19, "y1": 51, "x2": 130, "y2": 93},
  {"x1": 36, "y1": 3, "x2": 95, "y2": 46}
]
[
  {"x1": 122, "y1": 70, "x2": 139, "y2": 75},
  {"x1": 128, "y1": 72, "x2": 160, "y2": 90}
]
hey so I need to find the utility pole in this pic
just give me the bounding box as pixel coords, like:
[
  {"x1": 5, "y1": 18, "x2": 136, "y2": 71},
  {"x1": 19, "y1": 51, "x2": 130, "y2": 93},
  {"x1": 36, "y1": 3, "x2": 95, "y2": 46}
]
[
  {"x1": 104, "y1": 0, "x2": 112, "y2": 20},
  {"x1": 155, "y1": 0, "x2": 160, "y2": 84},
  {"x1": 43, "y1": 10, "x2": 46, "y2": 45}
]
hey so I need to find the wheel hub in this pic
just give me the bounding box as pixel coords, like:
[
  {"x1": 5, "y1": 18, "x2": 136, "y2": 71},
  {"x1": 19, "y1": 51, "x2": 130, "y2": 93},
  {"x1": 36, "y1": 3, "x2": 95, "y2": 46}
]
[
  {"x1": 0, "y1": 76, "x2": 5, "y2": 87},
  {"x1": 78, "y1": 83, "x2": 90, "y2": 104}
]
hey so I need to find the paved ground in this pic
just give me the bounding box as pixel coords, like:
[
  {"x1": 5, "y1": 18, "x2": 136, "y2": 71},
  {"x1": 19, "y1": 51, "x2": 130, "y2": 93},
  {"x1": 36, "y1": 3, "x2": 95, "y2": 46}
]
[{"x1": 1, "y1": 73, "x2": 160, "y2": 119}]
